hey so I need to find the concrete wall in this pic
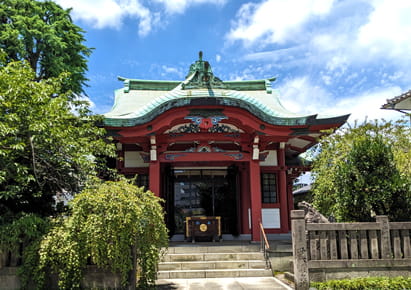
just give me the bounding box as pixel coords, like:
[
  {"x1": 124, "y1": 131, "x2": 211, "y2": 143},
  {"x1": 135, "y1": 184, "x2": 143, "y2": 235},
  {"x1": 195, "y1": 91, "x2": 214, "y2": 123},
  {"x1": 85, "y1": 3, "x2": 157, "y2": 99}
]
[
  {"x1": 0, "y1": 267, "x2": 21, "y2": 290},
  {"x1": 268, "y1": 239, "x2": 293, "y2": 272},
  {"x1": 0, "y1": 266, "x2": 123, "y2": 290},
  {"x1": 310, "y1": 267, "x2": 411, "y2": 282}
]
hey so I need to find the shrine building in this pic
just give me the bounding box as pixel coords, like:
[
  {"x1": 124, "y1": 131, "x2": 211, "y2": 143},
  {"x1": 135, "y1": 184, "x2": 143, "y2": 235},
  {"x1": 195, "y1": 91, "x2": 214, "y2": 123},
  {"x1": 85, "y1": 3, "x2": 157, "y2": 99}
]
[{"x1": 103, "y1": 52, "x2": 349, "y2": 242}]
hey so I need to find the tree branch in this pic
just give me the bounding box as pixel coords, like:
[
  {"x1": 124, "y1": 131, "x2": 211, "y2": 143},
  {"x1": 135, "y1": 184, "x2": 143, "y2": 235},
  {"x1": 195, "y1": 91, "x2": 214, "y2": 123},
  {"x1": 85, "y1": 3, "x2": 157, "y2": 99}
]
[{"x1": 28, "y1": 134, "x2": 42, "y2": 189}]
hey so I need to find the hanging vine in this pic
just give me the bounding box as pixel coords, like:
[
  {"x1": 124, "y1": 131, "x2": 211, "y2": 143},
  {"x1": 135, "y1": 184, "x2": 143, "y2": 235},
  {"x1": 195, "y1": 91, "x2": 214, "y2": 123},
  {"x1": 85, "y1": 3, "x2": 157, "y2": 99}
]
[{"x1": 37, "y1": 178, "x2": 168, "y2": 289}]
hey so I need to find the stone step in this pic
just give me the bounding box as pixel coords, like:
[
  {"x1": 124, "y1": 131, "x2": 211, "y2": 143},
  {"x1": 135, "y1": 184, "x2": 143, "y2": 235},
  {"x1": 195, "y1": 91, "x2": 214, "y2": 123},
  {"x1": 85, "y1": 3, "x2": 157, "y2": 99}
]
[
  {"x1": 284, "y1": 271, "x2": 295, "y2": 282},
  {"x1": 166, "y1": 244, "x2": 260, "y2": 254},
  {"x1": 158, "y1": 260, "x2": 267, "y2": 271},
  {"x1": 157, "y1": 268, "x2": 273, "y2": 279},
  {"x1": 163, "y1": 252, "x2": 265, "y2": 262},
  {"x1": 159, "y1": 243, "x2": 273, "y2": 280}
]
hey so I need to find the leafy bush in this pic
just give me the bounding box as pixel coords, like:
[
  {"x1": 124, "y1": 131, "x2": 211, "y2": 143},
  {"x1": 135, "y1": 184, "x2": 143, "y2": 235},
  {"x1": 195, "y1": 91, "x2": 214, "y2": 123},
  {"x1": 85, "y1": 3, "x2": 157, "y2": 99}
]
[
  {"x1": 311, "y1": 276, "x2": 411, "y2": 290},
  {"x1": 312, "y1": 119, "x2": 411, "y2": 222},
  {"x1": 38, "y1": 179, "x2": 168, "y2": 289}
]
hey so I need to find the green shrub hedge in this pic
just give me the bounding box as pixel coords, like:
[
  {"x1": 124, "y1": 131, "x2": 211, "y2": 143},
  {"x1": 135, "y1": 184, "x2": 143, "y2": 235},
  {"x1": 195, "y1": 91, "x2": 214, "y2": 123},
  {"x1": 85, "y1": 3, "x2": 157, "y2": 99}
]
[{"x1": 311, "y1": 276, "x2": 411, "y2": 290}]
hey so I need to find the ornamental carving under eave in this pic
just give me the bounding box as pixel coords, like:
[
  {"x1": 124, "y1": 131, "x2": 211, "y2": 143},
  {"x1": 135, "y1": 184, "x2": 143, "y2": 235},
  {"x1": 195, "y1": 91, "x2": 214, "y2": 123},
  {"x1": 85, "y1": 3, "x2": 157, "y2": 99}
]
[
  {"x1": 167, "y1": 123, "x2": 241, "y2": 134},
  {"x1": 168, "y1": 123, "x2": 200, "y2": 134}
]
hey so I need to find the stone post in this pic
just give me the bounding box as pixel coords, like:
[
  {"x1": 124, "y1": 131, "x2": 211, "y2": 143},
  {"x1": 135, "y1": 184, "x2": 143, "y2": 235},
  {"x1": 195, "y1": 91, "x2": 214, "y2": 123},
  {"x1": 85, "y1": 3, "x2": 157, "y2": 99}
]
[
  {"x1": 376, "y1": 215, "x2": 392, "y2": 259},
  {"x1": 291, "y1": 210, "x2": 309, "y2": 290}
]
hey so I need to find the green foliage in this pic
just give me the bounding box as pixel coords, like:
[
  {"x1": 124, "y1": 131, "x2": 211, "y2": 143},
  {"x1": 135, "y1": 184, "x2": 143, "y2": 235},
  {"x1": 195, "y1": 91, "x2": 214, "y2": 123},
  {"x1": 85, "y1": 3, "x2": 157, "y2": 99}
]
[
  {"x1": 0, "y1": 60, "x2": 115, "y2": 216},
  {"x1": 0, "y1": 213, "x2": 50, "y2": 288},
  {"x1": 38, "y1": 179, "x2": 168, "y2": 289},
  {"x1": 311, "y1": 119, "x2": 411, "y2": 222},
  {"x1": 37, "y1": 218, "x2": 85, "y2": 289},
  {"x1": 0, "y1": 0, "x2": 92, "y2": 95},
  {"x1": 311, "y1": 276, "x2": 411, "y2": 290}
]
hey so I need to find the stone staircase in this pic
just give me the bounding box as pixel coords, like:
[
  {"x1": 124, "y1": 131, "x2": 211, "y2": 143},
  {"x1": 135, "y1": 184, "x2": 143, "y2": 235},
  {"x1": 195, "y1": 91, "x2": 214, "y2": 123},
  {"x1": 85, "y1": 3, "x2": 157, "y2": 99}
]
[{"x1": 157, "y1": 242, "x2": 273, "y2": 279}]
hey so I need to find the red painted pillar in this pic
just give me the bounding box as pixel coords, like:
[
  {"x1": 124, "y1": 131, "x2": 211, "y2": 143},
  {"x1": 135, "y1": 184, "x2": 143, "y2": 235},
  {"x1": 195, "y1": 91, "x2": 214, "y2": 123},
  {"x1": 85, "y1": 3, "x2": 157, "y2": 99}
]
[
  {"x1": 249, "y1": 160, "x2": 262, "y2": 242},
  {"x1": 149, "y1": 161, "x2": 161, "y2": 197},
  {"x1": 278, "y1": 147, "x2": 290, "y2": 233}
]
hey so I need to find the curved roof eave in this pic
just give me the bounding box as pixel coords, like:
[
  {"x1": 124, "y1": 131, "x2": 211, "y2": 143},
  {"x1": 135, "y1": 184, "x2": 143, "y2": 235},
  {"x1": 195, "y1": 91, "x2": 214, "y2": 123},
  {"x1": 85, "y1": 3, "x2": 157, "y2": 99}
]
[{"x1": 104, "y1": 95, "x2": 348, "y2": 128}]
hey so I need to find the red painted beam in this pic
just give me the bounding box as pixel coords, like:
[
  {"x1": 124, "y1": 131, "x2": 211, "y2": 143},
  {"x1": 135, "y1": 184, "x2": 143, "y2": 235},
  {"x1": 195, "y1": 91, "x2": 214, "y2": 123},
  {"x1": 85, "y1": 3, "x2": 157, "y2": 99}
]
[
  {"x1": 158, "y1": 132, "x2": 248, "y2": 143},
  {"x1": 159, "y1": 152, "x2": 251, "y2": 163}
]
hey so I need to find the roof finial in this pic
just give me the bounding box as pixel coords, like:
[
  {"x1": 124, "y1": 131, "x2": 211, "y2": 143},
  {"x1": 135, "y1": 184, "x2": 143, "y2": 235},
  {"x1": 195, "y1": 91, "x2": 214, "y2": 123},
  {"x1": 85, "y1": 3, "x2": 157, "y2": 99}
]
[{"x1": 199, "y1": 51, "x2": 203, "y2": 61}]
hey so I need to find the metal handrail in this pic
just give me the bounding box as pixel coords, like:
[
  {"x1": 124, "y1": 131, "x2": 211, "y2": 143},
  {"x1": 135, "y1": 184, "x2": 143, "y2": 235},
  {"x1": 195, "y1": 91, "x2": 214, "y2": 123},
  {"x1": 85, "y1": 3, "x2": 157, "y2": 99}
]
[{"x1": 259, "y1": 222, "x2": 271, "y2": 269}]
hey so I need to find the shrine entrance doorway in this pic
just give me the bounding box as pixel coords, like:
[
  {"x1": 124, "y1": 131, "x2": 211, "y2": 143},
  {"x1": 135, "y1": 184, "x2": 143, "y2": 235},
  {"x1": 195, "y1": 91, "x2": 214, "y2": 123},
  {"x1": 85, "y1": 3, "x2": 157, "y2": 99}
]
[{"x1": 165, "y1": 166, "x2": 240, "y2": 238}]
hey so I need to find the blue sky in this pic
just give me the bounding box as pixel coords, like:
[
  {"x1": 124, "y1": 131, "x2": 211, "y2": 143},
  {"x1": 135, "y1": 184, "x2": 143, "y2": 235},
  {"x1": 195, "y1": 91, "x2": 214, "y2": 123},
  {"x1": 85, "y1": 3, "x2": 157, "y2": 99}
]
[{"x1": 54, "y1": 0, "x2": 411, "y2": 122}]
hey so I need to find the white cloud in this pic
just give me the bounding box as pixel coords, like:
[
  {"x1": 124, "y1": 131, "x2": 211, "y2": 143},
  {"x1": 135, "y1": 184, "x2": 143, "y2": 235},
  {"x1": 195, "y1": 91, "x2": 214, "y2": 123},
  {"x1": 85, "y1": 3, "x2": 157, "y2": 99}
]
[
  {"x1": 227, "y1": 0, "x2": 335, "y2": 45},
  {"x1": 153, "y1": 0, "x2": 226, "y2": 15},
  {"x1": 321, "y1": 75, "x2": 332, "y2": 85},
  {"x1": 55, "y1": 0, "x2": 155, "y2": 36},
  {"x1": 311, "y1": 1, "x2": 411, "y2": 68},
  {"x1": 55, "y1": 0, "x2": 123, "y2": 28},
  {"x1": 243, "y1": 46, "x2": 304, "y2": 63},
  {"x1": 226, "y1": 63, "x2": 275, "y2": 81},
  {"x1": 277, "y1": 77, "x2": 333, "y2": 116},
  {"x1": 311, "y1": 33, "x2": 347, "y2": 53},
  {"x1": 325, "y1": 55, "x2": 348, "y2": 73},
  {"x1": 225, "y1": 0, "x2": 411, "y2": 125},
  {"x1": 278, "y1": 77, "x2": 403, "y2": 123},
  {"x1": 228, "y1": 0, "x2": 411, "y2": 72},
  {"x1": 215, "y1": 54, "x2": 221, "y2": 63},
  {"x1": 55, "y1": 0, "x2": 226, "y2": 36},
  {"x1": 161, "y1": 65, "x2": 184, "y2": 78},
  {"x1": 333, "y1": 87, "x2": 404, "y2": 123},
  {"x1": 357, "y1": 0, "x2": 411, "y2": 59}
]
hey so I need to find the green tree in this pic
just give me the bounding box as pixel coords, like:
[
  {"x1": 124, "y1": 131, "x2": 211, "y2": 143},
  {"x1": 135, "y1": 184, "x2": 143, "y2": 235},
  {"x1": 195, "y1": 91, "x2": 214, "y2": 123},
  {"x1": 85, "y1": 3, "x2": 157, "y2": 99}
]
[
  {"x1": 38, "y1": 179, "x2": 168, "y2": 289},
  {"x1": 311, "y1": 119, "x2": 411, "y2": 222},
  {"x1": 0, "y1": 0, "x2": 91, "y2": 95},
  {"x1": 0, "y1": 60, "x2": 114, "y2": 217}
]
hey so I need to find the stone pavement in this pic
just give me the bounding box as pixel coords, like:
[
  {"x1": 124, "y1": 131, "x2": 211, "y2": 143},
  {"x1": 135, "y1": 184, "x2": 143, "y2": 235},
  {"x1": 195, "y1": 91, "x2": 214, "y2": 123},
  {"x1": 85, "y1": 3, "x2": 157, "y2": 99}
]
[{"x1": 156, "y1": 277, "x2": 294, "y2": 289}]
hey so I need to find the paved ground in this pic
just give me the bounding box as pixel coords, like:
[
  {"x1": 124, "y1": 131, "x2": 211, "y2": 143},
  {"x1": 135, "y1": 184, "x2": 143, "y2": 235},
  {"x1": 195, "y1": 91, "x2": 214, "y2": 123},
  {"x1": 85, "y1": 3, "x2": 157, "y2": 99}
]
[{"x1": 156, "y1": 277, "x2": 294, "y2": 289}]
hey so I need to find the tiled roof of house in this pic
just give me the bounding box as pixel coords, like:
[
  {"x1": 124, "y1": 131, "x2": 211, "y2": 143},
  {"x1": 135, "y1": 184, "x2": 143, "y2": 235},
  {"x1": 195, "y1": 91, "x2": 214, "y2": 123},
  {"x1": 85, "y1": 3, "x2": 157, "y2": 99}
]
[{"x1": 382, "y1": 90, "x2": 411, "y2": 110}]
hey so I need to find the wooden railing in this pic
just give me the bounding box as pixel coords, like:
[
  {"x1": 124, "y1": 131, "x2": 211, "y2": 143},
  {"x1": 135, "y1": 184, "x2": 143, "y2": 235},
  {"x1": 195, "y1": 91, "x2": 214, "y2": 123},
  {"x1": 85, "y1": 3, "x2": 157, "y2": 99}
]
[
  {"x1": 259, "y1": 222, "x2": 271, "y2": 269},
  {"x1": 291, "y1": 210, "x2": 411, "y2": 290}
]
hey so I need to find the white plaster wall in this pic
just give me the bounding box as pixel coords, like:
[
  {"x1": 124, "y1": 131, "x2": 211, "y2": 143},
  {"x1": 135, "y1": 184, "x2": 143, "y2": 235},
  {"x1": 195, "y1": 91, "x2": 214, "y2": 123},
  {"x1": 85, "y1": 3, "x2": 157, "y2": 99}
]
[
  {"x1": 260, "y1": 150, "x2": 278, "y2": 166},
  {"x1": 124, "y1": 151, "x2": 149, "y2": 168}
]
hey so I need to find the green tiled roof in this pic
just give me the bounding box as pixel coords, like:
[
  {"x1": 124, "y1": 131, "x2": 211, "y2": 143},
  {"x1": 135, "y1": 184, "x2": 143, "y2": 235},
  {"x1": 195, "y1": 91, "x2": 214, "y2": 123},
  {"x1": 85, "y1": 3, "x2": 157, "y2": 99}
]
[
  {"x1": 104, "y1": 86, "x2": 350, "y2": 127},
  {"x1": 104, "y1": 53, "x2": 349, "y2": 127}
]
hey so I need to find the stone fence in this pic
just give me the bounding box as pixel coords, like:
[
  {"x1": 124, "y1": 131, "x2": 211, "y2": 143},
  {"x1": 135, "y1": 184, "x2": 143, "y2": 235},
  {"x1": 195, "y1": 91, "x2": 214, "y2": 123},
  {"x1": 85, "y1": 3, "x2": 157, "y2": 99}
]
[
  {"x1": 0, "y1": 251, "x2": 122, "y2": 289},
  {"x1": 291, "y1": 210, "x2": 411, "y2": 290}
]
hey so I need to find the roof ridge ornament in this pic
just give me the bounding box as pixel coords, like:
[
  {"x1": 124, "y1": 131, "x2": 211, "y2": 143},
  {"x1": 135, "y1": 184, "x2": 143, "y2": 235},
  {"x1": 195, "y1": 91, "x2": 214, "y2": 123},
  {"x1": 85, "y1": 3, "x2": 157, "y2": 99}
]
[
  {"x1": 182, "y1": 51, "x2": 225, "y2": 90},
  {"x1": 265, "y1": 79, "x2": 273, "y2": 94}
]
